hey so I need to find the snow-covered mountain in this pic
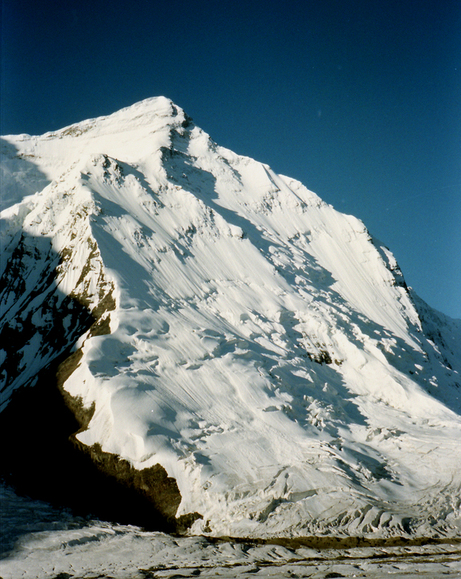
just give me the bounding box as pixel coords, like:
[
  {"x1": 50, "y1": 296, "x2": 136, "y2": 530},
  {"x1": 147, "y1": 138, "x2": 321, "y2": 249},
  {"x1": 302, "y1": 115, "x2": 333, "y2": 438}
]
[{"x1": 1, "y1": 97, "x2": 460, "y2": 539}]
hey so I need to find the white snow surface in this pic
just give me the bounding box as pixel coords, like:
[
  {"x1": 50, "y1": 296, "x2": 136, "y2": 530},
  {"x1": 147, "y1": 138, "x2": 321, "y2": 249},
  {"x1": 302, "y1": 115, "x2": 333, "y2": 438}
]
[
  {"x1": 1, "y1": 97, "x2": 461, "y2": 539},
  {"x1": 1, "y1": 483, "x2": 461, "y2": 579}
]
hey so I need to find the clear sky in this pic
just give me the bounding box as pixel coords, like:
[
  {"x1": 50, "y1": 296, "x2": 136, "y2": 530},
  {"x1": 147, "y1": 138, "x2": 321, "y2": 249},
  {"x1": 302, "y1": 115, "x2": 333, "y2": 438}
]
[{"x1": 2, "y1": 0, "x2": 460, "y2": 318}]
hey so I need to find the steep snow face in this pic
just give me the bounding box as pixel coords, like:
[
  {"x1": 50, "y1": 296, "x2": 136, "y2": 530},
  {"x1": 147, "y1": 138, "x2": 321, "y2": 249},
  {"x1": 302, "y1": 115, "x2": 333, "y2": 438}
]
[{"x1": 1, "y1": 97, "x2": 460, "y2": 538}]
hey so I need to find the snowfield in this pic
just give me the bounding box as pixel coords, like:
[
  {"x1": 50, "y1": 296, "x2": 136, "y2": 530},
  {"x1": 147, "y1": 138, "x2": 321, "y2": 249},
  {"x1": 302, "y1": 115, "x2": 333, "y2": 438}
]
[
  {"x1": 1, "y1": 97, "x2": 460, "y2": 550},
  {"x1": 1, "y1": 482, "x2": 461, "y2": 579}
]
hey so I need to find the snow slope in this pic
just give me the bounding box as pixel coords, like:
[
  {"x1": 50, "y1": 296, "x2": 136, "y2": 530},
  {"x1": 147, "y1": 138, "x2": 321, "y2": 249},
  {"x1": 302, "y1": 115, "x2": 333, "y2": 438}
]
[{"x1": 1, "y1": 97, "x2": 460, "y2": 539}]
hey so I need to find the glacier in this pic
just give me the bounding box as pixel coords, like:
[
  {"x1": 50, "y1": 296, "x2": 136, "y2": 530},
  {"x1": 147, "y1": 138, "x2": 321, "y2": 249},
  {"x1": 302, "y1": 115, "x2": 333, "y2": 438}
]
[{"x1": 0, "y1": 96, "x2": 460, "y2": 540}]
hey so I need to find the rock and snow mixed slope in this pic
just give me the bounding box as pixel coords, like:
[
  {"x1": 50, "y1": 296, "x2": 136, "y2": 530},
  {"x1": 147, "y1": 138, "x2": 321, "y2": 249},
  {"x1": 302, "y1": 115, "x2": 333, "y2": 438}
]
[{"x1": 1, "y1": 97, "x2": 460, "y2": 539}]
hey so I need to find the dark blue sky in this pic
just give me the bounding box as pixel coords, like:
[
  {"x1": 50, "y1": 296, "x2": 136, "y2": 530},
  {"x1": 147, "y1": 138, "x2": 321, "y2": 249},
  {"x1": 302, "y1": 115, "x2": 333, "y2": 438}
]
[{"x1": 2, "y1": 0, "x2": 460, "y2": 318}]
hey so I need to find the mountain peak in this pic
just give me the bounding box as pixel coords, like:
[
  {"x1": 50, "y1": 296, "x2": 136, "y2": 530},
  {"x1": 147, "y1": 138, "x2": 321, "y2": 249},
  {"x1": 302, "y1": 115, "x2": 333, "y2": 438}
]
[
  {"x1": 1, "y1": 99, "x2": 460, "y2": 539},
  {"x1": 47, "y1": 96, "x2": 188, "y2": 138}
]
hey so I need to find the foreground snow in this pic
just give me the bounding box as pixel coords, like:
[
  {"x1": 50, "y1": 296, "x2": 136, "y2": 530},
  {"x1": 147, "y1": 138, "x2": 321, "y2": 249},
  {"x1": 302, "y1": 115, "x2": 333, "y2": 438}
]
[
  {"x1": 1, "y1": 97, "x2": 461, "y2": 538},
  {"x1": 1, "y1": 484, "x2": 460, "y2": 579}
]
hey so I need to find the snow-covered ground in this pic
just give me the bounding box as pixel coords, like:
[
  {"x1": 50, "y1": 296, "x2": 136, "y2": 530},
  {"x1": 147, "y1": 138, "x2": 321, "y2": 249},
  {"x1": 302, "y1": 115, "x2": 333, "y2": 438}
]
[
  {"x1": 1, "y1": 97, "x2": 461, "y2": 542},
  {"x1": 1, "y1": 483, "x2": 460, "y2": 579}
]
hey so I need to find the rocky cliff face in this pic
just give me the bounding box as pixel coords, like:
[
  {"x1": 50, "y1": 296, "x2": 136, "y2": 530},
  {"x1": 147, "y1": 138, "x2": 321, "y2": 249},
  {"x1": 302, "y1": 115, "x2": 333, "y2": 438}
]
[{"x1": 1, "y1": 97, "x2": 460, "y2": 538}]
